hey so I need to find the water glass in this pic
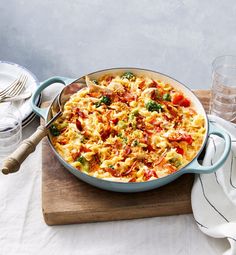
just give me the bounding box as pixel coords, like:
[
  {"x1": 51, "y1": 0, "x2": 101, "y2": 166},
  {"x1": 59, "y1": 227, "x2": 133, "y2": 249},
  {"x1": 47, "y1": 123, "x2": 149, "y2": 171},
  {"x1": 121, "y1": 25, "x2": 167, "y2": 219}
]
[
  {"x1": 210, "y1": 55, "x2": 236, "y2": 121},
  {"x1": 0, "y1": 103, "x2": 22, "y2": 158}
]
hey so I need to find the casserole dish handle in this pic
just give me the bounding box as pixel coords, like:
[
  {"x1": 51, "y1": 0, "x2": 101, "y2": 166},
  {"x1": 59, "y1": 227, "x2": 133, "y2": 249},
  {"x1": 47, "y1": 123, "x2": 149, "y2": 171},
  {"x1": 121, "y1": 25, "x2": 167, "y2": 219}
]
[
  {"x1": 184, "y1": 122, "x2": 231, "y2": 174},
  {"x1": 31, "y1": 76, "x2": 74, "y2": 119}
]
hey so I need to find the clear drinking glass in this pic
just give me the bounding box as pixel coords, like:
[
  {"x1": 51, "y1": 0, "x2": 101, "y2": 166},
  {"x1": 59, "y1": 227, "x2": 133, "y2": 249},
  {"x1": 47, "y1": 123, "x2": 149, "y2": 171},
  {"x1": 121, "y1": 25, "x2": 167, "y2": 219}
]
[
  {"x1": 0, "y1": 103, "x2": 22, "y2": 158},
  {"x1": 210, "y1": 55, "x2": 236, "y2": 121}
]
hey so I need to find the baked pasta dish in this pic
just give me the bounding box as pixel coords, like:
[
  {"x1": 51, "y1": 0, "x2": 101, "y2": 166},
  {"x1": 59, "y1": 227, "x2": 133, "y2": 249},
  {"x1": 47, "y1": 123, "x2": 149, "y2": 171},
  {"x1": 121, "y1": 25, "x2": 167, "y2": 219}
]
[{"x1": 50, "y1": 72, "x2": 206, "y2": 182}]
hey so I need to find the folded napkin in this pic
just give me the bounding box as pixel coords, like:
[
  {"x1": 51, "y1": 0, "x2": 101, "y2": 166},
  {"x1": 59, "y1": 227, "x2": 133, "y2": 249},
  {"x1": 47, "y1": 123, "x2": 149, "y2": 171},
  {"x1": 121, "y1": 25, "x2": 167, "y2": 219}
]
[{"x1": 192, "y1": 115, "x2": 236, "y2": 255}]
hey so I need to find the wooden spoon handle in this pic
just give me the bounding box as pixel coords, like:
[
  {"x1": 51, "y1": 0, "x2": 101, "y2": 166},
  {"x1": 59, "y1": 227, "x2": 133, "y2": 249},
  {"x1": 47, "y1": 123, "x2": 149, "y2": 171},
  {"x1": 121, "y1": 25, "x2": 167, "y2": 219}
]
[{"x1": 1, "y1": 126, "x2": 48, "y2": 174}]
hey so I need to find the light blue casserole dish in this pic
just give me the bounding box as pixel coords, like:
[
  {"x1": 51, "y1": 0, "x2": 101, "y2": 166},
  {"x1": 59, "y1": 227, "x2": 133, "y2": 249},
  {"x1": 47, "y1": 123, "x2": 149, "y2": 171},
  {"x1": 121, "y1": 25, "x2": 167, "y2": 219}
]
[{"x1": 31, "y1": 68, "x2": 231, "y2": 193}]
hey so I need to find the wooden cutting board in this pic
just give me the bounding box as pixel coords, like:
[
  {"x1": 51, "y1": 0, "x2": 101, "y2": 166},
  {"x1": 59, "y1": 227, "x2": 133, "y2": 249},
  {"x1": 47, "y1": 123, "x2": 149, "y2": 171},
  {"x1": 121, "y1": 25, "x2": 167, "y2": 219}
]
[{"x1": 42, "y1": 90, "x2": 210, "y2": 225}]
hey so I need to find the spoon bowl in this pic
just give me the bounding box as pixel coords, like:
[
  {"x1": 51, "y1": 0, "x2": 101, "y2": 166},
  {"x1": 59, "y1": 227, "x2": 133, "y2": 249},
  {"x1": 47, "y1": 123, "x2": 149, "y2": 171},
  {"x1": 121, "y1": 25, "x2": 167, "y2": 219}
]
[{"x1": 46, "y1": 78, "x2": 87, "y2": 127}]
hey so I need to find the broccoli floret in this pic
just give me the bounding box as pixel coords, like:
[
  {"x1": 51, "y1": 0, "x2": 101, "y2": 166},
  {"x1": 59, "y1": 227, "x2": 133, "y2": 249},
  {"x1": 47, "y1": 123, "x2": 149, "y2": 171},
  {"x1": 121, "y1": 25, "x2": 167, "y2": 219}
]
[
  {"x1": 117, "y1": 133, "x2": 127, "y2": 143},
  {"x1": 50, "y1": 124, "x2": 60, "y2": 136},
  {"x1": 118, "y1": 120, "x2": 127, "y2": 129},
  {"x1": 93, "y1": 79, "x2": 99, "y2": 85},
  {"x1": 77, "y1": 155, "x2": 86, "y2": 164},
  {"x1": 146, "y1": 101, "x2": 162, "y2": 112},
  {"x1": 121, "y1": 72, "x2": 136, "y2": 81},
  {"x1": 163, "y1": 93, "x2": 171, "y2": 101},
  {"x1": 76, "y1": 155, "x2": 89, "y2": 172},
  {"x1": 95, "y1": 95, "x2": 112, "y2": 107},
  {"x1": 132, "y1": 140, "x2": 139, "y2": 146},
  {"x1": 131, "y1": 109, "x2": 139, "y2": 116},
  {"x1": 95, "y1": 102, "x2": 101, "y2": 108},
  {"x1": 100, "y1": 95, "x2": 111, "y2": 105},
  {"x1": 169, "y1": 158, "x2": 182, "y2": 168}
]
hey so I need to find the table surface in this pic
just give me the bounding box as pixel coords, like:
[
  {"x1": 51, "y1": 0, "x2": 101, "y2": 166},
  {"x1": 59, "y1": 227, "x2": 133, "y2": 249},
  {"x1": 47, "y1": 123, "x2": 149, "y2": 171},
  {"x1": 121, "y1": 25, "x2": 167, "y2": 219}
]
[{"x1": 1, "y1": 0, "x2": 235, "y2": 254}]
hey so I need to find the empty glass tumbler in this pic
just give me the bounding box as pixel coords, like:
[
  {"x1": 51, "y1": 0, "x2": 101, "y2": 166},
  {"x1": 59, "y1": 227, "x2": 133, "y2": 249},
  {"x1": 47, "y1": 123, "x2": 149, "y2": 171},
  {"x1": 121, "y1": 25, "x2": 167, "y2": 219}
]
[
  {"x1": 210, "y1": 55, "x2": 236, "y2": 121},
  {"x1": 0, "y1": 103, "x2": 22, "y2": 158}
]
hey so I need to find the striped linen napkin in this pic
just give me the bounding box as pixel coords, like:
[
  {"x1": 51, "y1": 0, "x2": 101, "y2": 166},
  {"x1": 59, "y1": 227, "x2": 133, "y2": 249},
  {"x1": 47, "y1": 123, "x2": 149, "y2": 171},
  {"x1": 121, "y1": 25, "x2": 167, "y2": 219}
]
[{"x1": 192, "y1": 115, "x2": 236, "y2": 255}]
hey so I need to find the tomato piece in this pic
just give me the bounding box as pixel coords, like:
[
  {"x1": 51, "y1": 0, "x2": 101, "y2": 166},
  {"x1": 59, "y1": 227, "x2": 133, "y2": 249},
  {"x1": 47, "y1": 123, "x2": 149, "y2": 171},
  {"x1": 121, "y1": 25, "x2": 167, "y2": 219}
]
[
  {"x1": 144, "y1": 170, "x2": 158, "y2": 180},
  {"x1": 111, "y1": 118, "x2": 119, "y2": 125},
  {"x1": 182, "y1": 134, "x2": 193, "y2": 144},
  {"x1": 144, "y1": 160, "x2": 152, "y2": 167},
  {"x1": 75, "y1": 108, "x2": 86, "y2": 118},
  {"x1": 107, "y1": 167, "x2": 121, "y2": 177},
  {"x1": 176, "y1": 147, "x2": 184, "y2": 155},
  {"x1": 149, "y1": 80, "x2": 159, "y2": 88},
  {"x1": 80, "y1": 146, "x2": 92, "y2": 153},
  {"x1": 152, "y1": 171, "x2": 158, "y2": 178},
  {"x1": 168, "y1": 133, "x2": 193, "y2": 145},
  {"x1": 147, "y1": 144, "x2": 155, "y2": 152},
  {"x1": 76, "y1": 119, "x2": 82, "y2": 131},
  {"x1": 179, "y1": 98, "x2": 190, "y2": 107},
  {"x1": 100, "y1": 128, "x2": 111, "y2": 141},
  {"x1": 144, "y1": 170, "x2": 152, "y2": 180},
  {"x1": 172, "y1": 93, "x2": 190, "y2": 107},
  {"x1": 172, "y1": 93, "x2": 184, "y2": 104},
  {"x1": 138, "y1": 80, "x2": 146, "y2": 90}
]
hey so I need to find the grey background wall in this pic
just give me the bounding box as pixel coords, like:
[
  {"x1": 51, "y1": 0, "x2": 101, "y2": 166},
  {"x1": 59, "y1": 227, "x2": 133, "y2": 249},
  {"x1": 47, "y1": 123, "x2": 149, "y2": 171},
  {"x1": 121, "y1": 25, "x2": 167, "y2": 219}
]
[{"x1": 0, "y1": 0, "x2": 236, "y2": 89}]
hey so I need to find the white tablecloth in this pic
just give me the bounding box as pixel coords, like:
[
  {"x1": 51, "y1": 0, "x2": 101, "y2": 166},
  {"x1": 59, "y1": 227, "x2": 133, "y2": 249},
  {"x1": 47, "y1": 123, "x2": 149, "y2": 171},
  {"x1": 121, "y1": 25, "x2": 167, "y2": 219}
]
[{"x1": 0, "y1": 89, "x2": 230, "y2": 255}]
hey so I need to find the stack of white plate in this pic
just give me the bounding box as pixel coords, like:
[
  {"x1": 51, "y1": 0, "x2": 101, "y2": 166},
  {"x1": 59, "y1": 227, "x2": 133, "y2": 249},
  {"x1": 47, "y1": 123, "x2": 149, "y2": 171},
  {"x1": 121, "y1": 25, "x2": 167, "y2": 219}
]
[{"x1": 0, "y1": 61, "x2": 41, "y2": 128}]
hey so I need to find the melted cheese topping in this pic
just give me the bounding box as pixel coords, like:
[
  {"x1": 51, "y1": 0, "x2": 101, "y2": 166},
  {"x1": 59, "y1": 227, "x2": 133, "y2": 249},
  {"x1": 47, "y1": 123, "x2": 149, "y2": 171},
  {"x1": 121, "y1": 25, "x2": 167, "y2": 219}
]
[{"x1": 51, "y1": 73, "x2": 205, "y2": 182}]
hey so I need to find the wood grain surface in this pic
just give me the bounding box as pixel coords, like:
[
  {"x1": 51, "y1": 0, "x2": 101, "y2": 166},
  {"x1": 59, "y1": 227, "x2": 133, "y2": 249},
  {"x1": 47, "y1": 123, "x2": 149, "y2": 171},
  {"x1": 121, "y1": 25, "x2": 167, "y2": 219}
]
[{"x1": 42, "y1": 90, "x2": 210, "y2": 225}]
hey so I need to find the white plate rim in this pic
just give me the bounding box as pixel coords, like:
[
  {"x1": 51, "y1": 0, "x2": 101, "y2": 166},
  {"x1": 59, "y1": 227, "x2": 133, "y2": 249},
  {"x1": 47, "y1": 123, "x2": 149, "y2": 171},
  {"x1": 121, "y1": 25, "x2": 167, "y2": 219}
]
[{"x1": 0, "y1": 60, "x2": 40, "y2": 123}]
